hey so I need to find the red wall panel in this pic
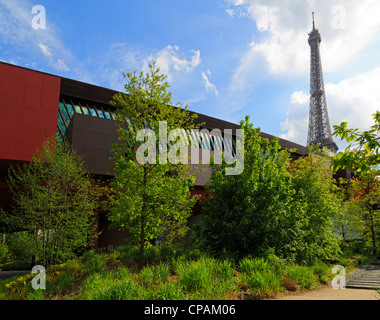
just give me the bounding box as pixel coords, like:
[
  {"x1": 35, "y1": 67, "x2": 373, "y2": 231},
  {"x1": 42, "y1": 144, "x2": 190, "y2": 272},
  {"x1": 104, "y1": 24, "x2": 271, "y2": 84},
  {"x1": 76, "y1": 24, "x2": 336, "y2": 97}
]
[{"x1": 0, "y1": 63, "x2": 61, "y2": 161}]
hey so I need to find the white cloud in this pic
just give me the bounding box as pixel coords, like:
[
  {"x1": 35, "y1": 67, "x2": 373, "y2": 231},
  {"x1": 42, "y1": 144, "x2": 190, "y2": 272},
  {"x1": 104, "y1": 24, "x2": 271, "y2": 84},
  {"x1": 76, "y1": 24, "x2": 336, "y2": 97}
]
[
  {"x1": 280, "y1": 67, "x2": 380, "y2": 151},
  {"x1": 55, "y1": 59, "x2": 69, "y2": 72},
  {"x1": 39, "y1": 43, "x2": 52, "y2": 58},
  {"x1": 226, "y1": 9, "x2": 235, "y2": 17},
  {"x1": 146, "y1": 45, "x2": 201, "y2": 82},
  {"x1": 280, "y1": 91, "x2": 309, "y2": 145},
  {"x1": 88, "y1": 43, "x2": 202, "y2": 93},
  {"x1": 227, "y1": 0, "x2": 380, "y2": 85},
  {"x1": 201, "y1": 70, "x2": 219, "y2": 96},
  {"x1": 290, "y1": 91, "x2": 309, "y2": 105}
]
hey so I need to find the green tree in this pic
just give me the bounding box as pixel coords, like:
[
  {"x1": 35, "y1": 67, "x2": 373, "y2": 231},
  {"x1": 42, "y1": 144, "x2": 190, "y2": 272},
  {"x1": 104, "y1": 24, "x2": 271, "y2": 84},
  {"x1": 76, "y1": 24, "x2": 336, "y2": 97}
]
[
  {"x1": 287, "y1": 149, "x2": 341, "y2": 263},
  {"x1": 197, "y1": 118, "x2": 340, "y2": 263},
  {"x1": 332, "y1": 179, "x2": 362, "y2": 242},
  {"x1": 108, "y1": 62, "x2": 200, "y2": 269},
  {"x1": 332, "y1": 111, "x2": 380, "y2": 175},
  {"x1": 346, "y1": 175, "x2": 380, "y2": 255},
  {"x1": 1, "y1": 137, "x2": 99, "y2": 266},
  {"x1": 332, "y1": 112, "x2": 380, "y2": 255}
]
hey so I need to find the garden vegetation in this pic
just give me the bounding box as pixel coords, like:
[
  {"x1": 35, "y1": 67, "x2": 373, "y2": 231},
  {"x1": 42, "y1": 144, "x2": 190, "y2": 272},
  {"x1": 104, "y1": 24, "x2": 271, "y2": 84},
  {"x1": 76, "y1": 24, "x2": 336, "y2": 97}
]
[{"x1": 1, "y1": 64, "x2": 380, "y2": 300}]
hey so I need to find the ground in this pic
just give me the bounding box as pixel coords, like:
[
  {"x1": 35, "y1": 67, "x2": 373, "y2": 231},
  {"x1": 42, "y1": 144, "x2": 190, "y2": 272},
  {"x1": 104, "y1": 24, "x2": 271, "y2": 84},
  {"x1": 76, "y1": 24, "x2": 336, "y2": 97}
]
[{"x1": 274, "y1": 286, "x2": 380, "y2": 300}]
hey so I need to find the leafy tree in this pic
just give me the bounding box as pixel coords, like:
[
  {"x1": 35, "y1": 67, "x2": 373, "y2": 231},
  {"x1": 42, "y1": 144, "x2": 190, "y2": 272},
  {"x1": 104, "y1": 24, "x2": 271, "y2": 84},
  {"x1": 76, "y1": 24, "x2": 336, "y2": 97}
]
[
  {"x1": 332, "y1": 112, "x2": 380, "y2": 255},
  {"x1": 332, "y1": 111, "x2": 380, "y2": 174},
  {"x1": 108, "y1": 62, "x2": 200, "y2": 269},
  {"x1": 0, "y1": 137, "x2": 99, "y2": 266},
  {"x1": 196, "y1": 118, "x2": 340, "y2": 263},
  {"x1": 287, "y1": 149, "x2": 341, "y2": 263},
  {"x1": 345, "y1": 175, "x2": 380, "y2": 255},
  {"x1": 332, "y1": 179, "x2": 362, "y2": 242}
]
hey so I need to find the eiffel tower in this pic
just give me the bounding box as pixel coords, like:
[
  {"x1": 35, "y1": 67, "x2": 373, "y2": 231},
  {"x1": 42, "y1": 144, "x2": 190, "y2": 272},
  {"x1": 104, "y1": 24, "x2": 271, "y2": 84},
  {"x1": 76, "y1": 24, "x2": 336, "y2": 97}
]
[{"x1": 307, "y1": 13, "x2": 338, "y2": 154}]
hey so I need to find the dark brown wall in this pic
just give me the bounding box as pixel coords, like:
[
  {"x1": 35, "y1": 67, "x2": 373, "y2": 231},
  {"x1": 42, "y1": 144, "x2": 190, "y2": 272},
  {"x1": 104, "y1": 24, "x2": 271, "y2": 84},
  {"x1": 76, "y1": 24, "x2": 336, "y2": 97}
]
[{"x1": 67, "y1": 113, "x2": 118, "y2": 176}]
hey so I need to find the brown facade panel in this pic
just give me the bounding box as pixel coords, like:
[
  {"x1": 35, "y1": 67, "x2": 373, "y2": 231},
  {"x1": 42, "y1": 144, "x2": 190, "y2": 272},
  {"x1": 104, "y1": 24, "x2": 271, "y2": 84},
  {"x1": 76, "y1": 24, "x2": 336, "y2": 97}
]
[{"x1": 68, "y1": 113, "x2": 118, "y2": 176}]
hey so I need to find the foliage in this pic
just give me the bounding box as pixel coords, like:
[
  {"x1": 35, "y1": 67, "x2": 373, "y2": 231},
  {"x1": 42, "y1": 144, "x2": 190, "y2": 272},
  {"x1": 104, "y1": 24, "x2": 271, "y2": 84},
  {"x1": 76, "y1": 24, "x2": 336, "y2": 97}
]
[
  {"x1": 332, "y1": 113, "x2": 380, "y2": 255},
  {"x1": 2, "y1": 232, "x2": 37, "y2": 269},
  {"x1": 196, "y1": 117, "x2": 341, "y2": 263},
  {"x1": 332, "y1": 179, "x2": 363, "y2": 242},
  {"x1": 108, "y1": 61, "x2": 200, "y2": 269},
  {"x1": 1, "y1": 137, "x2": 99, "y2": 266},
  {"x1": 287, "y1": 148, "x2": 342, "y2": 263},
  {"x1": 0, "y1": 247, "x2": 346, "y2": 300},
  {"x1": 345, "y1": 174, "x2": 380, "y2": 255},
  {"x1": 0, "y1": 234, "x2": 10, "y2": 265},
  {"x1": 196, "y1": 116, "x2": 296, "y2": 259},
  {"x1": 332, "y1": 111, "x2": 380, "y2": 175}
]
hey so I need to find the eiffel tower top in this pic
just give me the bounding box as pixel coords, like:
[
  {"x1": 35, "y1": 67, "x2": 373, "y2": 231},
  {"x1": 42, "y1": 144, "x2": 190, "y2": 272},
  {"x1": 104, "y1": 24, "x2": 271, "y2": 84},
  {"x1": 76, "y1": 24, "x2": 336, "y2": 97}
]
[{"x1": 308, "y1": 12, "x2": 321, "y2": 43}]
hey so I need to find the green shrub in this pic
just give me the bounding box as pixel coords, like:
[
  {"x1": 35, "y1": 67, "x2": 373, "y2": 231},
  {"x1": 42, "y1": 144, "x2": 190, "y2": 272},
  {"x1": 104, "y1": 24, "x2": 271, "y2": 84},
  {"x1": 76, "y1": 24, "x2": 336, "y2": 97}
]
[
  {"x1": 175, "y1": 258, "x2": 212, "y2": 292},
  {"x1": 312, "y1": 263, "x2": 330, "y2": 284},
  {"x1": 26, "y1": 289, "x2": 45, "y2": 300},
  {"x1": 152, "y1": 282, "x2": 184, "y2": 300},
  {"x1": 247, "y1": 270, "x2": 282, "y2": 297},
  {"x1": 117, "y1": 246, "x2": 140, "y2": 265},
  {"x1": 80, "y1": 267, "x2": 144, "y2": 300},
  {"x1": 55, "y1": 273, "x2": 76, "y2": 292},
  {"x1": 174, "y1": 257, "x2": 238, "y2": 299},
  {"x1": 138, "y1": 263, "x2": 170, "y2": 286},
  {"x1": 82, "y1": 251, "x2": 108, "y2": 274},
  {"x1": 144, "y1": 246, "x2": 161, "y2": 264},
  {"x1": 286, "y1": 265, "x2": 317, "y2": 289},
  {"x1": 5, "y1": 232, "x2": 37, "y2": 269},
  {"x1": 239, "y1": 257, "x2": 271, "y2": 274},
  {"x1": 0, "y1": 244, "x2": 9, "y2": 265}
]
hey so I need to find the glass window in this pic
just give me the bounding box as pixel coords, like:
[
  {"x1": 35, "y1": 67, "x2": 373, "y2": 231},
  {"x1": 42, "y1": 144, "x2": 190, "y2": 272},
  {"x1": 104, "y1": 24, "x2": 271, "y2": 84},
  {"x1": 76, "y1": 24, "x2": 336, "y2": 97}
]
[
  {"x1": 65, "y1": 102, "x2": 75, "y2": 118},
  {"x1": 56, "y1": 127, "x2": 64, "y2": 143},
  {"x1": 57, "y1": 111, "x2": 67, "y2": 137},
  {"x1": 81, "y1": 103, "x2": 90, "y2": 115},
  {"x1": 73, "y1": 104, "x2": 83, "y2": 114},
  {"x1": 209, "y1": 136, "x2": 215, "y2": 150},
  {"x1": 89, "y1": 106, "x2": 97, "y2": 117},
  {"x1": 97, "y1": 108, "x2": 105, "y2": 118},
  {"x1": 103, "y1": 109, "x2": 112, "y2": 120},
  {"x1": 59, "y1": 102, "x2": 70, "y2": 126}
]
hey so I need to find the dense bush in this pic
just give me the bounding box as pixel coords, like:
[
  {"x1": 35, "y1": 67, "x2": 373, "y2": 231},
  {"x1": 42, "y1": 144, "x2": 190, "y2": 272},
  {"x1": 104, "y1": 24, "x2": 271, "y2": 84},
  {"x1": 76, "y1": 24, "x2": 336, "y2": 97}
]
[
  {"x1": 0, "y1": 244, "x2": 9, "y2": 265},
  {"x1": 3, "y1": 232, "x2": 37, "y2": 270},
  {"x1": 196, "y1": 117, "x2": 341, "y2": 263}
]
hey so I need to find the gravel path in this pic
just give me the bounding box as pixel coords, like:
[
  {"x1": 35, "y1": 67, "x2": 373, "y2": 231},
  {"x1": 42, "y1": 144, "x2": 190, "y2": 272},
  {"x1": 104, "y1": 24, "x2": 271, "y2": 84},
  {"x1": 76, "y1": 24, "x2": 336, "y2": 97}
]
[
  {"x1": 275, "y1": 286, "x2": 380, "y2": 300},
  {"x1": 275, "y1": 263, "x2": 380, "y2": 300}
]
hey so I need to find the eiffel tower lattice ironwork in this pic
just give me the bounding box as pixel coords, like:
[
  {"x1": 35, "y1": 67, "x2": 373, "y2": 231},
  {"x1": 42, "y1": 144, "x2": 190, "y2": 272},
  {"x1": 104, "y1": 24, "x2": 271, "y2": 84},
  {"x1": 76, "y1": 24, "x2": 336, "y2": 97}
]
[{"x1": 307, "y1": 12, "x2": 338, "y2": 154}]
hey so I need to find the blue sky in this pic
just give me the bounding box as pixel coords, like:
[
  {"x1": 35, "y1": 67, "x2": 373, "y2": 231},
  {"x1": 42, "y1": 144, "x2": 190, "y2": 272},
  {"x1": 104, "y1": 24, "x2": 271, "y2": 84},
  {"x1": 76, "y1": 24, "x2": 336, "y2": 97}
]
[{"x1": 2, "y1": 0, "x2": 380, "y2": 151}]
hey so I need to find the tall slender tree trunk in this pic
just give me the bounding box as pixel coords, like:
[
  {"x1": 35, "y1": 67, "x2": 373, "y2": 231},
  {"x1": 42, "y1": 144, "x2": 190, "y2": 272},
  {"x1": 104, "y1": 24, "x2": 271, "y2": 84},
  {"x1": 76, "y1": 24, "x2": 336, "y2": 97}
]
[
  {"x1": 139, "y1": 215, "x2": 145, "y2": 270},
  {"x1": 370, "y1": 210, "x2": 377, "y2": 255},
  {"x1": 138, "y1": 167, "x2": 148, "y2": 270}
]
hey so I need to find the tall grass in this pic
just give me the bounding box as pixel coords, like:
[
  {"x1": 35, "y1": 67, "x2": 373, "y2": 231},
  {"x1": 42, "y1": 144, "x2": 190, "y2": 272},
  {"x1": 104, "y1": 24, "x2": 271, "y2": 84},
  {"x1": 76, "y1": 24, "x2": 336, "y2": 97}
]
[
  {"x1": 174, "y1": 256, "x2": 237, "y2": 299},
  {"x1": 0, "y1": 245, "x2": 335, "y2": 300},
  {"x1": 238, "y1": 256, "x2": 284, "y2": 298}
]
